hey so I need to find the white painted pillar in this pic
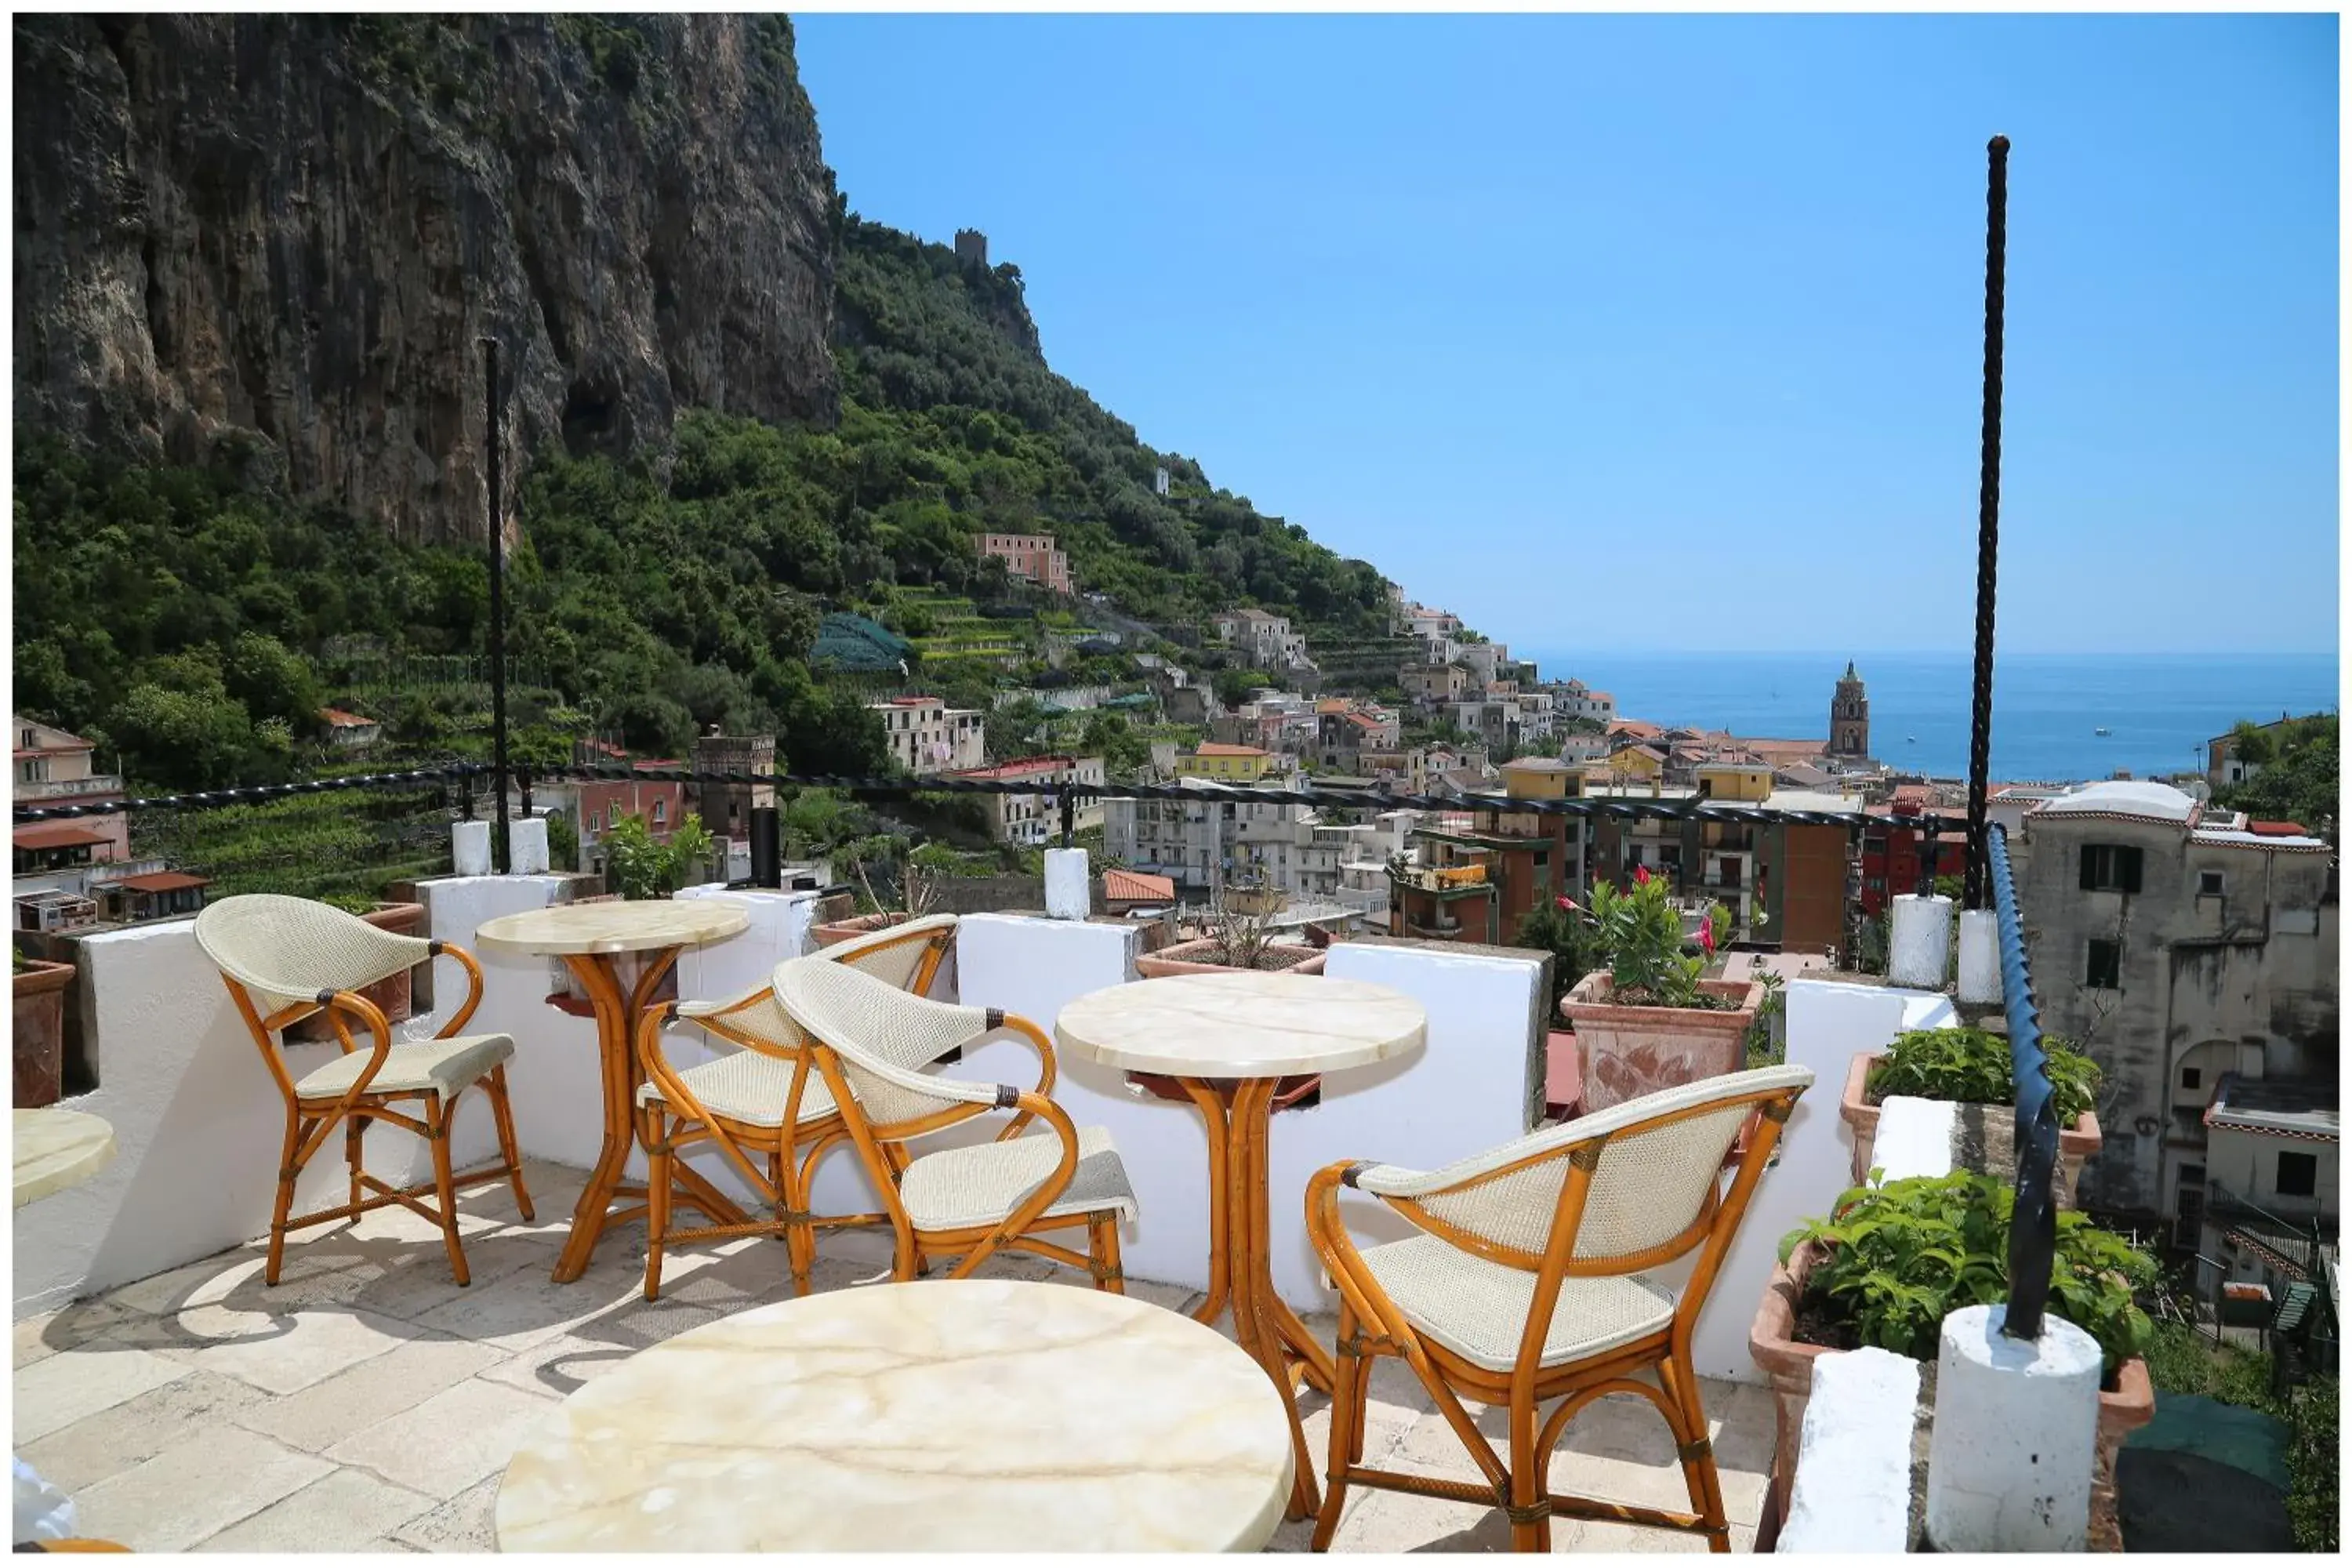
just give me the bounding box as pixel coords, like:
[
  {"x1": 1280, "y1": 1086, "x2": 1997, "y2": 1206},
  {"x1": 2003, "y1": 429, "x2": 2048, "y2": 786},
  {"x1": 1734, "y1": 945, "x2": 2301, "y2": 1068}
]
[
  {"x1": 451, "y1": 819, "x2": 492, "y2": 876},
  {"x1": 1778, "y1": 1347, "x2": 1920, "y2": 1552},
  {"x1": 1044, "y1": 848, "x2": 1090, "y2": 920},
  {"x1": 508, "y1": 816, "x2": 550, "y2": 875},
  {"x1": 1888, "y1": 894, "x2": 1953, "y2": 989},
  {"x1": 1957, "y1": 909, "x2": 2002, "y2": 1004},
  {"x1": 1926, "y1": 1303, "x2": 2102, "y2": 1551}
]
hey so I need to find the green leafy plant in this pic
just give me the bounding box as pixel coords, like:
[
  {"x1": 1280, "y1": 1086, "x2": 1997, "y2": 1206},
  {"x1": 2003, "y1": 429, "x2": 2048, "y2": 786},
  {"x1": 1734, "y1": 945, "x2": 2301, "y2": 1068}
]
[
  {"x1": 1744, "y1": 968, "x2": 1788, "y2": 1069},
  {"x1": 1779, "y1": 1171, "x2": 2154, "y2": 1381},
  {"x1": 321, "y1": 892, "x2": 377, "y2": 915},
  {"x1": 1514, "y1": 901, "x2": 1594, "y2": 1020},
  {"x1": 601, "y1": 811, "x2": 714, "y2": 900},
  {"x1": 1865, "y1": 1026, "x2": 2100, "y2": 1125},
  {"x1": 1563, "y1": 868, "x2": 1726, "y2": 1010}
]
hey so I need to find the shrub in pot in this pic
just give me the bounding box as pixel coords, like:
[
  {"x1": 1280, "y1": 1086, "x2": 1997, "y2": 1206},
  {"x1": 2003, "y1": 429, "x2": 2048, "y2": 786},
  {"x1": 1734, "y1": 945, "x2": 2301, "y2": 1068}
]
[
  {"x1": 1842, "y1": 1026, "x2": 2103, "y2": 1201},
  {"x1": 1751, "y1": 1171, "x2": 2155, "y2": 1547},
  {"x1": 13, "y1": 948, "x2": 75, "y2": 1109},
  {"x1": 1557, "y1": 870, "x2": 1760, "y2": 1111},
  {"x1": 1514, "y1": 902, "x2": 1592, "y2": 1116},
  {"x1": 811, "y1": 831, "x2": 943, "y2": 947}
]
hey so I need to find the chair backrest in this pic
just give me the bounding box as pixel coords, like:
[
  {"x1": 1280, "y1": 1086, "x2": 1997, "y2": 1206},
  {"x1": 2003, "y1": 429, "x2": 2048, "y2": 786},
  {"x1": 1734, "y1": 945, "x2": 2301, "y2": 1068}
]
[
  {"x1": 771, "y1": 956, "x2": 993, "y2": 1130},
  {"x1": 1382, "y1": 1065, "x2": 1814, "y2": 1274},
  {"x1": 824, "y1": 913, "x2": 959, "y2": 995},
  {"x1": 194, "y1": 894, "x2": 430, "y2": 1014}
]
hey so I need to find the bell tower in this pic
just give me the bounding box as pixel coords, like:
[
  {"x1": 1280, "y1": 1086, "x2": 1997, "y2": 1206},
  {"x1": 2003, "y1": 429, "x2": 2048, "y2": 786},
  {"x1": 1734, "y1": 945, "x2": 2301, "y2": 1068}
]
[{"x1": 1829, "y1": 660, "x2": 1870, "y2": 758}]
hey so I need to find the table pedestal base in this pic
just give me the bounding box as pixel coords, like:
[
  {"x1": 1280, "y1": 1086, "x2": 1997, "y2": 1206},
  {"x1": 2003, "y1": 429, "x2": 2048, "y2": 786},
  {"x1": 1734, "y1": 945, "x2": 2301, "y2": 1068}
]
[
  {"x1": 1174, "y1": 1076, "x2": 1337, "y2": 1522},
  {"x1": 550, "y1": 949, "x2": 748, "y2": 1283}
]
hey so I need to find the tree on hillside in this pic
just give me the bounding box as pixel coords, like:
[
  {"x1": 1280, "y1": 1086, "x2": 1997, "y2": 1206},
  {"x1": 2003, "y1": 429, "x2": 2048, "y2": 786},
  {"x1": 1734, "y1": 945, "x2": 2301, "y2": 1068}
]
[{"x1": 2216, "y1": 714, "x2": 2339, "y2": 840}]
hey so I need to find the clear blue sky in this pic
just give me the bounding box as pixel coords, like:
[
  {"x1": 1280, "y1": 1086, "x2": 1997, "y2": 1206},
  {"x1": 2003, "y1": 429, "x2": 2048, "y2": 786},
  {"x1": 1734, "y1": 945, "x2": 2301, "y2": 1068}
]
[{"x1": 795, "y1": 13, "x2": 2339, "y2": 655}]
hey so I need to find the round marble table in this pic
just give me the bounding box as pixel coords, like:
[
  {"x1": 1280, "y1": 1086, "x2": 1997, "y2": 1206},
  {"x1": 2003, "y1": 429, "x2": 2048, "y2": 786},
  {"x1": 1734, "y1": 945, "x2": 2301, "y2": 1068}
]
[
  {"x1": 475, "y1": 899, "x2": 750, "y2": 1283},
  {"x1": 13, "y1": 1109, "x2": 116, "y2": 1209},
  {"x1": 494, "y1": 1278, "x2": 1296, "y2": 1552},
  {"x1": 1054, "y1": 971, "x2": 1427, "y2": 1519}
]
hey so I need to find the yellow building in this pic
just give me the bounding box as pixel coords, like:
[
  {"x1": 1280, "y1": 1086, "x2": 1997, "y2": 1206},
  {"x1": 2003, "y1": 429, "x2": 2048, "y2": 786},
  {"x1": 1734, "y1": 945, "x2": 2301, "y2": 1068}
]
[
  {"x1": 1175, "y1": 743, "x2": 1279, "y2": 782},
  {"x1": 1695, "y1": 763, "x2": 1773, "y2": 802},
  {"x1": 1500, "y1": 757, "x2": 1586, "y2": 801},
  {"x1": 1604, "y1": 743, "x2": 1667, "y2": 782}
]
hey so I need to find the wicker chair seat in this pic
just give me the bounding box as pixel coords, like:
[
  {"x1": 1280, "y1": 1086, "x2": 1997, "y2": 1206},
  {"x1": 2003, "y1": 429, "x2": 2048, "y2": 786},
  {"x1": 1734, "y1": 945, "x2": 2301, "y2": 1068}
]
[
  {"x1": 1357, "y1": 1233, "x2": 1676, "y2": 1373},
  {"x1": 635, "y1": 1047, "x2": 840, "y2": 1128},
  {"x1": 898, "y1": 1125, "x2": 1138, "y2": 1231},
  {"x1": 294, "y1": 1033, "x2": 514, "y2": 1101}
]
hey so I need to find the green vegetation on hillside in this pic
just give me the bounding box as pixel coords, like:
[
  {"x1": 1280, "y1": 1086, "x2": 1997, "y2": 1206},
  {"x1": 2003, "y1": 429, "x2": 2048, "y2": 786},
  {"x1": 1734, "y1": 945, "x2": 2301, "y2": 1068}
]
[
  {"x1": 2215, "y1": 714, "x2": 2338, "y2": 841},
  {"x1": 15, "y1": 207, "x2": 1401, "y2": 797}
]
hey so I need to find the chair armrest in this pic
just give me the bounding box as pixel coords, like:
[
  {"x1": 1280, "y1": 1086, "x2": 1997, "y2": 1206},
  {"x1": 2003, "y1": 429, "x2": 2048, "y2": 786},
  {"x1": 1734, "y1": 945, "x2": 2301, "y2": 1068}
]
[
  {"x1": 990, "y1": 1014, "x2": 1059, "y2": 1102},
  {"x1": 428, "y1": 941, "x2": 488, "y2": 1039},
  {"x1": 312, "y1": 989, "x2": 396, "y2": 1103}
]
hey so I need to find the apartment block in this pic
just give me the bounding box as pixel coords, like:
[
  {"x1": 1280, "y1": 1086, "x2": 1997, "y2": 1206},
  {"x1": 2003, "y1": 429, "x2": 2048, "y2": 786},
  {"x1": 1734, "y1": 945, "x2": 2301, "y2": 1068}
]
[
  {"x1": 975, "y1": 532, "x2": 1073, "y2": 595},
  {"x1": 949, "y1": 755, "x2": 1105, "y2": 846},
  {"x1": 870, "y1": 695, "x2": 989, "y2": 776}
]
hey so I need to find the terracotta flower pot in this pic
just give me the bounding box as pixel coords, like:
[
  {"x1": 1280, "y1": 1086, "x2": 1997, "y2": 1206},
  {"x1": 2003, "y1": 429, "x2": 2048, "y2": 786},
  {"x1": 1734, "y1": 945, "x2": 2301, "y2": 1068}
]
[
  {"x1": 288, "y1": 903, "x2": 427, "y2": 1043},
  {"x1": 1750, "y1": 1239, "x2": 2153, "y2": 1552},
  {"x1": 13, "y1": 958, "x2": 75, "y2": 1109},
  {"x1": 1132, "y1": 939, "x2": 1327, "y2": 978},
  {"x1": 811, "y1": 909, "x2": 913, "y2": 948},
  {"x1": 1129, "y1": 941, "x2": 1327, "y2": 1109},
  {"x1": 1839, "y1": 1051, "x2": 2103, "y2": 1203},
  {"x1": 1559, "y1": 972, "x2": 1760, "y2": 1114},
  {"x1": 1544, "y1": 1029, "x2": 1583, "y2": 1120}
]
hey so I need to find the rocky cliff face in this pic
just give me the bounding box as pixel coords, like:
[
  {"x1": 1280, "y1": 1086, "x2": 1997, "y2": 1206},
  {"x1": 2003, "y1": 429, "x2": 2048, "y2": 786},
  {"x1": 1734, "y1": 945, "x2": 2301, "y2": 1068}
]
[{"x1": 13, "y1": 14, "x2": 840, "y2": 543}]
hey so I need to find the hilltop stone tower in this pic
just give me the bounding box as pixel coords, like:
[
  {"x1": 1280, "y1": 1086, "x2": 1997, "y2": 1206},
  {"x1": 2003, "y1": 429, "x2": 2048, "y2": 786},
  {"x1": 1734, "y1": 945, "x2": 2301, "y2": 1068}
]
[
  {"x1": 953, "y1": 228, "x2": 989, "y2": 270},
  {"x1": 1829, "y1": 661, "x2": 1871, "y2": 758}
]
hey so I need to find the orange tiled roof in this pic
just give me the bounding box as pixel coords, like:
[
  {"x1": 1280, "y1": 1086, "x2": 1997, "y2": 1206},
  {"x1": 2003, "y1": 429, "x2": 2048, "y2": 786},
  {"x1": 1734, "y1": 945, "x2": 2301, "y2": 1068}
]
[{"x1": 1104, "y1": 869, "x2": 1176, "y2": 902}]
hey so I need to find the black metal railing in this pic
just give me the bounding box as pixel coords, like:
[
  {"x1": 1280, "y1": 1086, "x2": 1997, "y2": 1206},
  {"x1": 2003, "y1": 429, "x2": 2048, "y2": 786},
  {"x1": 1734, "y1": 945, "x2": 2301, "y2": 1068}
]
[{"x1": 1986, "y1": 818, "x2": 2057, "y2": 1339}]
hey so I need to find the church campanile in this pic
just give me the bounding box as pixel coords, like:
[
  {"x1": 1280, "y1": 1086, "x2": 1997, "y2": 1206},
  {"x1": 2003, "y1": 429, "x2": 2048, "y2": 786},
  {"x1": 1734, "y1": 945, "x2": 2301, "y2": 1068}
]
[{"x1": 1829, "y1": 661, "x2": 1870, "y2": 758}]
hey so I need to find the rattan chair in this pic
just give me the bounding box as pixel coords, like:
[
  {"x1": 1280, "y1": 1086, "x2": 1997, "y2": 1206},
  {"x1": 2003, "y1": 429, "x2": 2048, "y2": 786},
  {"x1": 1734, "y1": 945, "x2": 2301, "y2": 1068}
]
[
  {"x1": 773, "y1": 955, "x2": 1137, "y2": 1290},
  {"x1": 1305, "y1": 1064, "x2": 1813, "y2": 1553},
  {"x1": 632, "y1": 914, "x2": 962, "y2": 1301},
  {"x1": 194, "y1": 894, "x2": 532, "y2": 1287}
]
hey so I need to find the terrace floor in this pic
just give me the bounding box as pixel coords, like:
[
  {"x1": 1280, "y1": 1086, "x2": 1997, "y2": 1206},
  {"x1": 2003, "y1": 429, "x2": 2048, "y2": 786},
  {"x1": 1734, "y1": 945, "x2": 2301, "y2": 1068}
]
[{"x1": 15, "y1": 1160, "x2": 1771, "y2": 1553}]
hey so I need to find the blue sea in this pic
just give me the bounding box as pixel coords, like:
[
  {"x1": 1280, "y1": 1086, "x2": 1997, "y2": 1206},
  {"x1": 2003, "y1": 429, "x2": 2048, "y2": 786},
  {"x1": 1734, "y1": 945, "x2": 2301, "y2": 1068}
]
[{"x1": 1512, "y1": 652, "x2": 2340, "y2": 784}]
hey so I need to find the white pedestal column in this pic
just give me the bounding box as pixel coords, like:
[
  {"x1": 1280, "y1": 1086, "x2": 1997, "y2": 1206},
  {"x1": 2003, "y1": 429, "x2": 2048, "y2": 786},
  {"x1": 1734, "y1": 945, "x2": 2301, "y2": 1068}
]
[
  {"x1": 451, "y1": 820, "x2": 492, "y2": 877},
  {"x1": 1888, "y1": 894, "x2": 1954, "y2": 989},
  {"x1": 508, "y1": 817, "x2": 550, "y2": 875},
  {"x1": 1957, "y1": 909, "x2": 2002, "y2": 1005},
  {"x1": 1044, "y1": 848, "x2": 1091, "y2": 920},
  {"x1": 1926, "y1": 1302, "x2": 2101, "y2": 1552}
]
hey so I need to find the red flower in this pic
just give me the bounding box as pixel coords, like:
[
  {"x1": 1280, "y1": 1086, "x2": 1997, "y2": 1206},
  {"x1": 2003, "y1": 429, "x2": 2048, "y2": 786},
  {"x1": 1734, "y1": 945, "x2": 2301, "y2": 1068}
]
[
  {"x1": 1556, "y1": 895, "x2": 1579, "y2": 912},
  {"x1": 1634, "y1": 864, "x2": 1651, "y2": 886},
  {"x1": 1700, "y1": 917, "x2": 1717, "y2": 955}
]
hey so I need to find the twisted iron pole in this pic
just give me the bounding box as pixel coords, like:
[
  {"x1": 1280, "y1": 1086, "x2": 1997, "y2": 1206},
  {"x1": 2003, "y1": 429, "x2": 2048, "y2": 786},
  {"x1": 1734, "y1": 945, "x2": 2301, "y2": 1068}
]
[
  {"x1": 484, "y1": 337, "x2": 511, "y2": 875},
  {"x1": 1964, "y1": 136, "x2": 2009, "y2": 911}
]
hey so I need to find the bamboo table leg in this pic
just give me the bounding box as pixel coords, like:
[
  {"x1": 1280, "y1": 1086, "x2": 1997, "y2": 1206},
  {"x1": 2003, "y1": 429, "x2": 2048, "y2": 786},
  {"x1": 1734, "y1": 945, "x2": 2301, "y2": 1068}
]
[
  {"x1": 1174, "y1": 1075, "x2": 1337, "y2": 1521},
  {"x1": 549, "y1": 948, "x2": 748, "y2": 1283}
]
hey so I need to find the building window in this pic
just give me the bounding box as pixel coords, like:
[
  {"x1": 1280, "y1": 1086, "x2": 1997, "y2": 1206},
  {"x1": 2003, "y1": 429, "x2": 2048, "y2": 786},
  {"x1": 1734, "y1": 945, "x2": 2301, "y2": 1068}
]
[
  {"x1": 2180, "y1": 1065, "x2": 2201, "y2": 1092},
  {"x1": 590, "y1": 813, "x2": 602, "y2": 833},
  {"x1": 652, "y1": 800, "x2": 666, "y2": 826},
  {"x1": 2198, "y1": 869, "x2": 2225, "y2": 898},
  {"x1": 2277, "y1": 1150, "x2": 2318, "y2": 1199},
  {"x1": 2086, "y1": 938, "x2": 2122, "y2": 990},
  {"x1": 2078, "y1": 844, "x2": 2143, "y2": 894}
]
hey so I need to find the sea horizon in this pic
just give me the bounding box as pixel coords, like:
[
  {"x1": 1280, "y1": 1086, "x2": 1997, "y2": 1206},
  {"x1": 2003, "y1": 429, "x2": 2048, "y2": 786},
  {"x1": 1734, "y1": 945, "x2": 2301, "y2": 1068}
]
[{"x1": 1511, "y1": 649, "x2": 2340, "y2": 786}]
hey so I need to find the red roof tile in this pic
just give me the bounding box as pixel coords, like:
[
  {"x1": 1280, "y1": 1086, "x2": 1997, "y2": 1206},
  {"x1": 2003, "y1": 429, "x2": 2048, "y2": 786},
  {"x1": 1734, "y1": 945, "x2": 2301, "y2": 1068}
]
[
  {"x1": 1104, "y1": 870, "x2": 1176, "y2": 902},
  {"x1": 114, "y1": 871, "x2": 209, "y2": 894},
  {"x1": 13, "y1": 823, "x2": 113, "y2": 850}
]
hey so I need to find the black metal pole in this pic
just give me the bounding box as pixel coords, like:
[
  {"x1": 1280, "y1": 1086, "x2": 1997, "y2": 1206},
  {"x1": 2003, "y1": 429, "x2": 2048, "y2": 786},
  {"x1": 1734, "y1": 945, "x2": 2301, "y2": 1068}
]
[
  {"x1": 484, "y1": 337, "x2": 510, "y2": 875},
  {"x1": 1963, "y1": 136, "x2": 2009, "y2": 911}
]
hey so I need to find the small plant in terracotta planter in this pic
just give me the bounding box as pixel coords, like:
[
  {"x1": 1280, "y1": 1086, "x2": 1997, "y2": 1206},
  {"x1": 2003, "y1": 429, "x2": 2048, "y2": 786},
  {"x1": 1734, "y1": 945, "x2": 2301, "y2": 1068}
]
[
  {"x1": 1514, "y1": 902, "x2": 1594, "y2": 1117},
  {"x1": 811, "y1": 832, "x2": 943, "y2": 947},
  {"x1": 13, "y1": 949, "x2": 75, "y2": 1109},
  {"x1": 1841, "y1": 1026, "x2": 2103, "y2": 1200},
  {"x1": 1751, "y1": 1171, "x2": 2155, "y2": 1546},
  {"x1": 1557, "y1": 871, "x2": 1760, "y2": 1112},
  {"x1": 1132, "y1": 882, "x2": 1323, "y2": 1109}
]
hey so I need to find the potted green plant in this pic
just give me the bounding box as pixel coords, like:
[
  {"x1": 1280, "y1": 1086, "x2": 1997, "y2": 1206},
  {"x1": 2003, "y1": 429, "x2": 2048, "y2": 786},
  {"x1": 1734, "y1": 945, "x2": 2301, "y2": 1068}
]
[
  {"x1": 13, "y1": 946, "x2": 75, "y2": 1109},
  {"x1": 1515, "y1": 900, "x2": 1593, "y2": 1117},
  {"x1": 1557, "y1": 869, "x2": 1761, "y2": 1112},
  {"x1": 1749, "y1": 1171, "x2": 2156, "y2": 1547},
  {"x1": 811, "y1": 832, "x2": 944, "y2": 948},
  {"x1": 1841, "y1": 1026, "x2": 2103, "y2": 1203},
  {"x1": 287, "y1": 895, "x2": 430, "y2": 1043}
]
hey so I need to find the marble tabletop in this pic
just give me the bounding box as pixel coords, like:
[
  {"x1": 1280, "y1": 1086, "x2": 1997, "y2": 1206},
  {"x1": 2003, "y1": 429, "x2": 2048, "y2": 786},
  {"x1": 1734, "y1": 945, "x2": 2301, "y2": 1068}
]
[
  {"x1": 13, "y1": 1109, "x2": 117, "y2": 1208},
  {"x1": 1056, "y1": 971, "x2": 1427, "y2": 1079},
  {"x1": 494, "y1": 1278, "x2": 1295, "y2": 1552},
  {"x1": 474, "y1": 898, "x2": 749, "y2": 957}
]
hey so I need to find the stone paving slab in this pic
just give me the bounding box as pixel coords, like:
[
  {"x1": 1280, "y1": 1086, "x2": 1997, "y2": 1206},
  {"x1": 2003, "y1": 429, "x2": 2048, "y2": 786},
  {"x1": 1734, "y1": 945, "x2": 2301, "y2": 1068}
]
[{"x1": 14, "y1": 1158, "x2": 1771, "y2": 1552}]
